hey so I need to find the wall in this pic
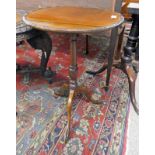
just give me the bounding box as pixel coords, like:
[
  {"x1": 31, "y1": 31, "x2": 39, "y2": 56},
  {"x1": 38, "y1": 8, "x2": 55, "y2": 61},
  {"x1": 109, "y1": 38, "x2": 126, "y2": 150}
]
[{"x1": 17, "y1": 0, "x2": 115, "y2": 11}]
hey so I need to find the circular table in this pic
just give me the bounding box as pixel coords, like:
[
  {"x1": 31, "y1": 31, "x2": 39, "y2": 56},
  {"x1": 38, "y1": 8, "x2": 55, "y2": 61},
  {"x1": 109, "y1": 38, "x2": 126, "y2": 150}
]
[
  {"x1": 23, "y1": 7, "x2": 123, "y2": 33},
  {"x1": 23, "y1": 6, "x2": 124, "y2": 141}
]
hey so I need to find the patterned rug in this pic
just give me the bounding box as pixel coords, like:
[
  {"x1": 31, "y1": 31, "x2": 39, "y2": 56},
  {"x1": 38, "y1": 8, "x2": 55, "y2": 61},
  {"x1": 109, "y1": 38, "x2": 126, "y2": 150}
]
[{"x1": 16, "y1": 33, "x2": 130, "y2": 155}]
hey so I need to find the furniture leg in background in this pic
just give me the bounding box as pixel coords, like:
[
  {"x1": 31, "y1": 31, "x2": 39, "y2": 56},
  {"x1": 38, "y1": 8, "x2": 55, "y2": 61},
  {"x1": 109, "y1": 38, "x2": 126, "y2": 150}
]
[
  {"x1": 121, "y1": 14, "x2": 139, "y2": 114},
  {"x1": 16, "y1": 29, "x2": 56, "y2": 83},
  {"x1": 86, "y1": 14, "x2": 139, "y2": 115}
]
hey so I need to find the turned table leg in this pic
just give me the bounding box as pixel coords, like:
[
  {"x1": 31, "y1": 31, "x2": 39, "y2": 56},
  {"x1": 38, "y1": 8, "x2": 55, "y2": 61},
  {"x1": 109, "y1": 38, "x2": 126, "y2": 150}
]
[
  {"x1": 54, "y1": 34, "x2": 106, "y2": 142},
  {"x1": 121, "y1": 14, "x2": 139, "y2": 114},
  {"x1": 62, "y1": 34, "x2": 103, "y2": 141},
  {"x1": 85, "y1": 35, "x2": 89, "y2": 55},
  {"x1": 66, "y1": 34, "x2": 78, "y2": 141}
]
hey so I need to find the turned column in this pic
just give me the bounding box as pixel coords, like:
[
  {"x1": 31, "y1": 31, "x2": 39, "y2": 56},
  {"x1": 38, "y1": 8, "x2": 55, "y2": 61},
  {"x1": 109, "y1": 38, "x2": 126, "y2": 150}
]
[
  {"x1": 66, "y1": 34, "x2": 78, "y2": 141},
  {"x1": 122, "y1": 14, "x2": 139, "y2": 62},
  {"x1": 121, "y1": 14, "x2": 139, "y2": 114}
]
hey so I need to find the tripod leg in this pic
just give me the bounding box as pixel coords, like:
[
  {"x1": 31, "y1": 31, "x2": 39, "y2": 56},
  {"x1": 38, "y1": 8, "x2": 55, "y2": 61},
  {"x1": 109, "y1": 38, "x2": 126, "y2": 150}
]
[
  {"x1": 125, "y1": 64, "x2": 139, "y2": 114},
  {"x1": 106, "y1": 27, "x2": 118, "y2": 91},
  {"x1": 86, "y1": 64, "x2": 107, "y2": 76},
  {"x1": 65, "y1": 89, "x2": 75, "y2": 142},
  {"x1": 84, "y1": 35, "x2": 89, "y2": 55}
]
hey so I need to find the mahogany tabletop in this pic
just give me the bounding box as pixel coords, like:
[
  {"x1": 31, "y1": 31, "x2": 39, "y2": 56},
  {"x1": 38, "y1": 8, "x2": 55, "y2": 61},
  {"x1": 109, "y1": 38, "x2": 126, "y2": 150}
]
[{"x1": 23, "y1": 6, "x2": 124, "y2": 33}]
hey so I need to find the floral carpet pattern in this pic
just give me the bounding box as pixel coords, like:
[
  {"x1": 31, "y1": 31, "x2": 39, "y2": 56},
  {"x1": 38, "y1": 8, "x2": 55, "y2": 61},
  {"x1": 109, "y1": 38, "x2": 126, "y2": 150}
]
[{"x1": 16, "y1": 33, "x2": 130, "y2": 155}]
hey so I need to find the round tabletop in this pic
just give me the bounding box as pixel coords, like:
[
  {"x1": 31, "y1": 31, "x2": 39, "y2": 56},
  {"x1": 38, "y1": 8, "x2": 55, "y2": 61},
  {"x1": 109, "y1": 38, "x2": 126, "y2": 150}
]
[{"x1": 23, "y1": 6, "x2": 124, "y2": 33}]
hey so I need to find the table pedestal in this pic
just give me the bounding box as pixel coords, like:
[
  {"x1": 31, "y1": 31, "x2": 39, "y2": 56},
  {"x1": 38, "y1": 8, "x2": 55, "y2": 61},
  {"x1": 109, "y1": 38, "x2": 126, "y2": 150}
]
[{"x1": 54, "y1": 34, "x2": 103, "y2": 142}]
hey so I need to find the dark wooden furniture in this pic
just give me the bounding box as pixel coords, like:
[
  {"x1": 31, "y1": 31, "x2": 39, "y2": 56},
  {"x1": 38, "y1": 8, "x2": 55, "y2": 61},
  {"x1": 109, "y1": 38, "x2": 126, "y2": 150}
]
[
  {"x1": 23, "y1": 6, "x2": 124, "y2": 141},
  {"x1": 124, "y1": 2, "x2": 139, "y2": 110},
  {"x1": 16, "y1": 11, "x2": 55, "y2": 83},
  {"x1": 87, "y1": 2, "x2": 139, "y2": 114}
]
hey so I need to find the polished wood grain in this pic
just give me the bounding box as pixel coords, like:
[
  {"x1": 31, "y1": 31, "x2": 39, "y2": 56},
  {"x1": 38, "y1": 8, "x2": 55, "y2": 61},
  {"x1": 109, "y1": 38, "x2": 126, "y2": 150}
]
[{"x1": 24, "y1": 6, "x2": 124, "y2": 33}]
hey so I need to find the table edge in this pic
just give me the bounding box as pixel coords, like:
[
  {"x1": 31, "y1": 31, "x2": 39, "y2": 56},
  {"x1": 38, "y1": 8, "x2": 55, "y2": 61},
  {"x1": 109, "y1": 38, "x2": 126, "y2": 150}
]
[{"x1": 23, "y1": 15, "x2": 124, "y2": 34}]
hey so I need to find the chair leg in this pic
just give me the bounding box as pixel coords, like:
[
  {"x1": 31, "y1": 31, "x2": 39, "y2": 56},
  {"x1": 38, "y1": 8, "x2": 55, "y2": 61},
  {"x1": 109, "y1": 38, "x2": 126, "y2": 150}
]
[
  {"x1": 27, "y1": 30, "x2": 56, "y2": 83},
  {"x1": 85, "y1": 35, "x2": 89, "y2": 55},
  {"x1": 27, "y1": 30, "x2": 52, "y2": 75},
  {"x1": 106, "y1": 27, "x2": 119, "y2": 91}
]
